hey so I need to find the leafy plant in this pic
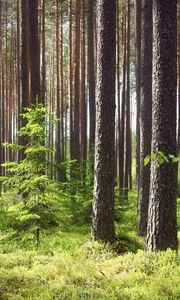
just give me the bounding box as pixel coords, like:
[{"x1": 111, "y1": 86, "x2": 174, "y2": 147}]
[
  {"x1": 0, "y1": 101, "x2": 59, "y2": 247},
  {"x1": 144, "y1": 151, "x2": 179, "y2": 166}
]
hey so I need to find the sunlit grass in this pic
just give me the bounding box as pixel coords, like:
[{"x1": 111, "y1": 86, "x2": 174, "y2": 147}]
[{"x1": 0, "y1": 190, "x2": 179, "y2": 299}]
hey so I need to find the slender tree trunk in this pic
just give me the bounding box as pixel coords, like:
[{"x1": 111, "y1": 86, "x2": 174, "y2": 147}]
[
  {"x1": 73, "y1": 0, "x2": 81, "y2": 166},
  {"x1": 80, "y1": 0, "x2": 87, "y2": 182},
  {"x1": 88, "y1": 0, "x2": 95, "y2": 160},
  {"x1": 55, "y1": 0, "x2": 62, "y2": 181},
  {"x1": 119, "y1": 8, "x2": 126, "y2": 196},
  {"x1": 29, "y1": 0, "x2": 40, "y2": 103},
  {"x1": 138, "y1": 0, "x2": 152, "y2": 236},
  {"x1": 124, "y1": 0, "x2": 131, "y2": 197},
  {"x1": 40, "y1": 0, "x2": 46, "y2": 105},
  {"x1": 135, "y1": 0, "x2": 141, "y2": 196},
  {"x1": 60, "y1": 3, "x2": 65, "y2": 166},
  {"x1": 21, "y1": 0, "x2": 29, "y2": 108},
  {"x1": 69, "y1": 0, "x2": 74, "y2": 165},
  {"x1": 16, "y1": 0, "x2": 20, "y2": 134},
  {"x1": 0, "y1": 0, "x2": 2, "y2": 176},
  {"x1": 146, "y1": 0, "x2": 178, "y2": 251},
  {"x1": 178, "y1": 7, "x2": 180, "y2": 157},
  {"x1": 116, "y1": 0, "x2": 121, "y2": 188},
  {"x1": 92, "y1": 0, "x2": 116, "y2": 242}
]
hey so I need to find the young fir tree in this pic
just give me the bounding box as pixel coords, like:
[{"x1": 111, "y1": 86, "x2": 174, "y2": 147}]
[{"x1": 1, "y1": 102, "x2": 59, "y2": 247}]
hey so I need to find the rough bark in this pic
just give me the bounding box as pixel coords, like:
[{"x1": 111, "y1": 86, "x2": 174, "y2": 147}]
[
  {"x1": 16, "y1": 0, "x2": 20, "y2": 131},
  {"x1": 138, "y1": 0, "x2": 152, "y2": 236},
  {"x1": 21, "y1": 0, "x2": 29, "y2": 107},
  {"x1": 40, "y1": 0, "x2": 46, "y2": 105},
  {"x1": 88, "y1": 0, "x2": 95, "y2": 158},
  {"x1": 119, "y1": 8, "x2": 126, "y2": 195},
  {"x1": 146, "y1": 0, "x2": 178, "y2": 251},
  {"x1": 135, "y1": 0, "x2": 141, "y2": 193},
  {"x1": 92, "y1": 0, "x2": 116, "y2": 242},
  {"x1": 73, "y1": 0, "x2": 81, "y2": 165},
  {"x1": 55, "y1": 0, "x2": 62, "y2": 181},
  {"x1": 69, "y1": 0, "x2": 74, "y2": 164},
  {"x1": 0, "y1": 0, "x2": 2, "y2": 176},
  {"x1": 124, "y1": 0, "x2": 131, "y2": 197},
  {"x1": 80, "y1": 0, "x2": 87, "y2": 182},
  {"x1": 29, "y1": 0, "x2": 40, "y2": 103}
]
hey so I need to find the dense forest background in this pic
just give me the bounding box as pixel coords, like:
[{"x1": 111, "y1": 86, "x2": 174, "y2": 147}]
[{"x1": 0, "y1": 0, "x2": 179, "y2": 299}]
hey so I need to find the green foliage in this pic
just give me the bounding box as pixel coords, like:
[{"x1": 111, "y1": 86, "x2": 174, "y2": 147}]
[
  {"x1": 0, "y1": 188, "x2": 179, "y2": 299},
  {"x1": 0, "y1": 248, "x2": 179, "y2": 300},
  {"x1": 144, "y1": 151, "x2": 179, "y2": 166},
  {"x1": 0, "y1": 102, "x2": 59, "y2": 246}
]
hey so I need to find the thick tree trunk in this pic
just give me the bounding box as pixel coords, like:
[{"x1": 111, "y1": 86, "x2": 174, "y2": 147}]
[
  {"x1": 138, "y1": 0, "x2": 152, "y2": 236},
  {"x1": 146, "y1": 0, "x2": 178, "y2": 251},
  {"x1": 92, "y1": 0, "x2": 116, "y2": 242}
]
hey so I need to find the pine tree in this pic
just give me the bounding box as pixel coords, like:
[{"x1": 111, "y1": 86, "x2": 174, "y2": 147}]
[
  {"x1": 146, "y1": 0, "x2": 178, "y2": 251},
  {"x1": 92, "y1": 0, "x2": 116, "y2": 242}
]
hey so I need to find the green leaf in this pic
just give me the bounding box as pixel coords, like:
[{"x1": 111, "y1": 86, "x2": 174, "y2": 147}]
[
  {"x1": 157, "y1": 151, "x2": 169, "y2": 162},
  {"x1": 157, "y1": 156, "x2": 165, "y2": 165},
  {"x1": 144, "y1": 155, "x2": 151, "y2": 166}
]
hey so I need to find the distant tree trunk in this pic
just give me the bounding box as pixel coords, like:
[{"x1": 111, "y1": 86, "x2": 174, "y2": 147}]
[
  {"x1": 92, "y1": 0, "x2": 116, "y2": 242},
  {"x1": 73, "y1": 0, "x2": 81, "y2": 166},
  {"x1": 55, "y1": 0, "x2": 62, "y2": 181},
  {"x1": 21, "y1": 0, "x2": 30, "y2": 153},
  {"x1": 119, "y1": 8, "x2": 126, "y2": 195},
  {"x1": 116, "y1": 0, "x2": 120, "y2": 185},
  {"x1": 69, "y1": 0, "x2": 74, "y2": 164},
  {"x1": 8, "y1": 26, "x2": 14, "y2": 161},
  {"x1": 146, "y1": 0, "x2": 178, "y2": 251},
  {"x1": 0, "y1": 0, "x2": 2, "y2": 176},
  {"x1": 16, "y1": 0, "x2": 20, "y2": 131},
  {"x1": 178, "y1": 7, "x2": 180, "y2": 156},
  {"x1": 80, "y1": 0, "x2": 87, "y2": 182},
  {"x1": 29, "y1": 0, "x2": 40, "y2": 103},
  {"x1": 40, "y1": 0, "x2": 45, "y2": 105},
  {"x1": 135, "y1": 0, "x2": 141, "y2": 193},
  {"x1": 124, "y1": 0, "x2": 131, "y2": 197},
  {"x1": 60, "y1": 3, "x2": 65, "y2": 166},
  {"x1": 138, "y1": 0, "x2": 152, "y2": 236},
  {"x1": 21, "y1": 0, "x2": 29, "y2": 108},
  {"x1": 88, "y1": 0, "x2": 95, "y2": 160}
]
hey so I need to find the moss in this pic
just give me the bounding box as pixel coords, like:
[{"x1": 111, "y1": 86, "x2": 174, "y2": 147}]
[{"x1": 0, "y1": 248, "x2": 179, "y2": 299}]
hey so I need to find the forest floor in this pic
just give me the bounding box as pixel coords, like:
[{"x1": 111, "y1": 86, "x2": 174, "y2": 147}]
[{"x1": 0, "y1": 190, "x2": 179, "y2": 300}]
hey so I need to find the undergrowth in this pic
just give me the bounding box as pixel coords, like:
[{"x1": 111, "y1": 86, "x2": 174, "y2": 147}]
[
  {"x1": 0, "y1": 249, "x2": 179, "y2": 300},
  {"x1": 0, "y1": 191, "x2": 179, "y2": 299}
]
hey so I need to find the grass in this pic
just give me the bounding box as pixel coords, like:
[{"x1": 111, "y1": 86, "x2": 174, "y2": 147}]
[{"x1": 0, "y1": 190, "x2": 179, "y2": 300}]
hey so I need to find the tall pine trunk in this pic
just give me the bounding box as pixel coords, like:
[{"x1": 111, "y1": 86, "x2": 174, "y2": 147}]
[
  {"x1": 146, "y1": 0, "x2": 178, "y2": 251},
  {"x1": 29, "y1": 0, "x2": 40, "y2": 103},
  {"x1": 138, "y1": 0, "x2": 152, "y2": 236},
  {"x1": 92, "y1": 0, "x2": 116, "y2": 242},
  {"x1": 135, "y1": 0, "x2": 141, "y2": 193},
  {"x1": 88, "y1": 0, "x2": 95, "y2": 160}
]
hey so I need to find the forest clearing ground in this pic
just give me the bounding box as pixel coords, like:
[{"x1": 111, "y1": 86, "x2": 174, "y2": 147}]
[{"x1": 0, "y1": 191, "x2": 179, "y2": 300}]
